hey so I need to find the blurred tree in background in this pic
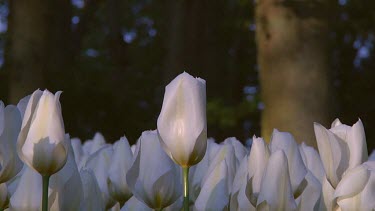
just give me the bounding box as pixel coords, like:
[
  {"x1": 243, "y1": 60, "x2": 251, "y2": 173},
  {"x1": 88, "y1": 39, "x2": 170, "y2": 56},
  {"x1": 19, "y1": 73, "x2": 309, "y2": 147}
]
[
  {"x1": 256, "y1": 0, "x2": 334, "y2": 147},
  {"x1": 0, "y1": 0, "x2": 374, "y2": 151}
]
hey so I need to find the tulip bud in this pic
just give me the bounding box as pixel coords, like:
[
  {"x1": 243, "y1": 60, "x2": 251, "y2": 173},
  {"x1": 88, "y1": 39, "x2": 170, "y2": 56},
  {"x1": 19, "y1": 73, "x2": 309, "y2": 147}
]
[
  {"x1": 0, "y1": 103, "x2": 23, "y2": 183},
  {"x1": 334, "y1": 161, "x2": 375, "y2": 210},
  {"x1": 17, "y1": 90, "x2": 68, "y2": 176},
  {"x1": 257, "y1": 150, "x2": 297, "y2": 210},
  {"x1": 108, "y1": 137, "x2": 133, "y2": 205},
  {"x1": 126, "y1": 130, "x2": 182, "y2": 209},
  {"x1": 157, "y1": 72, "x2": 207, "y2": 167}
]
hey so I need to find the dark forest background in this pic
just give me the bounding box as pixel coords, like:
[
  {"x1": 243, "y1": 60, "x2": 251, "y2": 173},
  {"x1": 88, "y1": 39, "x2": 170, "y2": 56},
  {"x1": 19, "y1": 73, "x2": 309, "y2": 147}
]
[{"x1": 0, "y1": 0, "x2": 374, "y2": 151}]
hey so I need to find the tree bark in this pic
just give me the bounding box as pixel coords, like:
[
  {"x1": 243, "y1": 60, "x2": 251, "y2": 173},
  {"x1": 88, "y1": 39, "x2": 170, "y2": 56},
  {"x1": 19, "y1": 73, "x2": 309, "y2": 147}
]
[
  {"x1": 5, "y1": 0, "x2": 72, "y2": 104},
  {"x1": 255, "y1": 0, "x2": 334, "y2": 147}
]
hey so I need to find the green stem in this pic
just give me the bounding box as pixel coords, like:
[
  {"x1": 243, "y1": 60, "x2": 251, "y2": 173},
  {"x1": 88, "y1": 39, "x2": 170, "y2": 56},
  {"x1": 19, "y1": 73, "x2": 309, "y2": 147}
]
[
  {"x1": 42, "y1": 175, "x2": 50, "y2": 211},
  {"x1": 183, "y1": 166, "x2": 190, "y2": 211}
]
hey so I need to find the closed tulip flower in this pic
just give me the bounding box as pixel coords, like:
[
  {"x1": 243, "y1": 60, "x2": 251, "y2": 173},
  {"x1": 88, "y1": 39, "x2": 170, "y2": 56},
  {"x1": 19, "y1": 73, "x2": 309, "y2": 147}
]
[
  {"x1": 9, "y1": 166, "x2": 42, "y2": 211},
  {"x1": 0, "y1": 103, "x2": 23, "y2": 183},
  {"x1": 126, "y1": 130, "x2": 182, "y2": 210},
  {"x1": 80, "y1": 169, "x2": 105, "y2": 211},
  {"x1": 314, "y1": 119, "x2": 367, "y2": 188},
  {"x1": 17, "y1": 90, "x2": 68, "y2": 176},
  {"x1": 334, "y1": 161, "x2": 375, "y2": 211},
  {"x1": 108, "y1": 136, "x2": 133, "y2": 206},
  {"x1": 157, "y1": 72, "x2": 207, "y2": 167},
  {"x1": 231, "y1": 136, "x2": 269, "y2": 210},
  {"x1": 85, "y1": 145, "x2": 116, "y2": 209},
  {"x1": 257, "y1": 150, "x2": 297, "y2": 211},
  {"x1": 269, "y1": 129, "x2": 308, "y2": 196}
]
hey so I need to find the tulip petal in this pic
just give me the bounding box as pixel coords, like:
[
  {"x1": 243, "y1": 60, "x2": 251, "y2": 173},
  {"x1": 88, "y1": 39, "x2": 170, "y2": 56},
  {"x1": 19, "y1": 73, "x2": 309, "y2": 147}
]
[
  {"x1": 269, "y1": 129, "x2": 307, "y2": 194},
  {"x1": 194, "y1": 159, "x2": 229, "y2": 211},
  {"x1": 0, "y1": 105, "x2": 23, "y2": 183},
  {"x1": 346, "y1": 119, "x2": 368, "y2": 170},
  {"x1": 314, "y1": 123, "x2": 348, "y2": 187},
  {"x1": 334, "y1": 165, "x2": 369, "y2": 199},
  {"x1": 121, "y1": 196, "x2": 152, "y2": 211},
  {"x1": 80, "y1": 169, "x2": 105, "y2": 211},
  {"x1": 257, "y1": 150, "x2": 297, "y2": 211},
  {"x1": 108, "y1": 137, "x2": 134, "y2": 204},
  {"x1": 10, "y1": 166, "x2": 42, "y2": 211},
  {"x1": 299, "y1": 142, "x2": 325, "y2": 183}
]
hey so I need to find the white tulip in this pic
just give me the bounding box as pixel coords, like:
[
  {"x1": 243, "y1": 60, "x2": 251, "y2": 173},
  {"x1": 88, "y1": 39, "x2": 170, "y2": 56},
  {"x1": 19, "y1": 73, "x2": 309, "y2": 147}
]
[
  {"x1": 126, "y1": 130, "x2": 181, "y2": 209},
  {"x1": 334, "y1": 161, "x2": 375, "y2": 211},
  {"x1": 189, "y1": 139, "x2": 219, "y2": 201},
  {"x1": 71, "y1": 138, "x2": 84, "y2": 167},
  {"x1": 79, "y1": 133, "x2": 106, "y2": 169},
  {"x1": 82, "y1": 132, "x2": 106, "y2": 156},
  {"x1": 202, "y1": 142, "x2": 236, "y2": 194},
  {"x1": 157, "y1": 72, "x2": 207, "y2": 167},
  {"x1": 269, "y1": 129, "x2": 308, "y2": 196},
  {"x1": 314, "y1": 119, "x2": 368, "y2": 188},
  {"x1": 121, "y1": 196, "x2": 152, "y2": 211},
  {"x1": 17, "y1": 90, "x2": 68, "y2": 176},
  {"x1": 257, "y1": 150, "x2": 297, "y2": 211},
  {"x1": 222, "y1": 137, "x2": 248, "y2": 166},
  {"x1": 299, "y1": 142, "x2": 325, "y2": 183},
  {"x1": 231, "y1": 136, "x2": 269, "y2": 210},
  {"x1": 194, "y1": 159, "x2": 229, "y2": 211},
  {"x1": 85, "y1": 145, "x2": 116, "y2": 209},
  {"x1": 49, "y1": 139, "x2": 83, "y2": 211},
  {"x1": 295, "y1": 171, "x2": 322, "y2": 211},
  {"x1": 0, "y1": 104, "x2": 23, "y2": 183},
  {"x1": 79, "y1": 169, "x2": 105, "y2": 211},
  {"x1": 9, "y1": 166, "x2": 42, "y2": 211},
  {"x1": 369, "y1": 150, "x2": 375, "y2": 161},
  {"x1": 108, "y1": 136, "x2": 133, "y2": 205}
]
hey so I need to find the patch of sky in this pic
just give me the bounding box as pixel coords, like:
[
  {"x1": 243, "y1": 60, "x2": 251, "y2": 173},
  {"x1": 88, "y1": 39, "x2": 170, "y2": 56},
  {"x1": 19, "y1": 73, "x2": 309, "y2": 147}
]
[
  {"x1": 0, "y1": 49, "x2": 3, "y2": 67},
  {"x1": 353, "y1": 34, "x2": 374, "y2": 68},
  {"x1": 340, "y1": 13, "x2": 348, "y2": 21},
  {"x1": 148, "y1": 28, "x2": 157, "y2": 37},
  {"x1": 72, "y1": 0, "x2": 84, "y2": 9},
  {"x1": 248, "y1": 23, "x2": 256, "y2": 32},
  {"x1": 132, "y1": 4, "x2": 142, "y2": 15},
  {"x1": 85, "y1": 48, "x2": 99, "y2": 57},
  {"x1": 122, "y1": 30, "x2": 137, "y2": 44},
  {"x1": 338, "y1": 0, "x2": 348, "y2": 6},
  {"x1": 71, "y1": 16, "x2": 80, "y2": 25},
  {"x1": 0, "y1": 4, "x2": 9, "y2": 33},
  {"x1": 136, "y1": 16, "x2": 154, "y2": 27},
  {"x1": 257, "y1": 102, "x2": 265, "y2": 110}
]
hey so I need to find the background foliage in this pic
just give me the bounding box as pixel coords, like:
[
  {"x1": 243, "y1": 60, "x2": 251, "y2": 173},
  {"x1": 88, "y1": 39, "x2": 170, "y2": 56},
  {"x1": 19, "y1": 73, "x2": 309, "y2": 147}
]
[{"x1": 0, "y1": 0, "x2": 374, "y2": 151}]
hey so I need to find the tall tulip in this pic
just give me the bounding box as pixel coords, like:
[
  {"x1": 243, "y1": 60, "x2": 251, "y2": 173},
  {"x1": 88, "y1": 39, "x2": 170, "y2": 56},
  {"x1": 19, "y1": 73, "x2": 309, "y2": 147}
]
[
  {"x1": 157, "y1": 72, "x2": 207, "y2": 211},
  {"x1": 16, "y1": 90, "x2": 68, "y2": 211}
]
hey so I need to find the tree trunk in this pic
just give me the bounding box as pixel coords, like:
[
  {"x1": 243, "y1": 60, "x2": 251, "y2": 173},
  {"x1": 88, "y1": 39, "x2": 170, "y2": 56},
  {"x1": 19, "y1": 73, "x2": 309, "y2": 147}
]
[
  {"x1": 5, "y1": 0, "x2": 72, "y2": 104},
  {"x1": 255, "y1": 0, "x2": 334, "y2": 147}
]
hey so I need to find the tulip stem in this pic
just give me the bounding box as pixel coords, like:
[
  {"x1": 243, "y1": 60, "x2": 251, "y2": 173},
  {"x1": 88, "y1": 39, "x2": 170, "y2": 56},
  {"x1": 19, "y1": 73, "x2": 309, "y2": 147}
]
[
  {"x1": 182, "y1": 166, "x2": 190, "y2": 211},
  {"x1": 42, "y1": 175, "x2": 50, "y2": 211}
]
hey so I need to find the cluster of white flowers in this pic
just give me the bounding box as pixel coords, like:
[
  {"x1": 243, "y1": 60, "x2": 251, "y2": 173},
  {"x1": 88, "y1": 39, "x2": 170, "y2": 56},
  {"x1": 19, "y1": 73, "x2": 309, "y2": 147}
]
[{"x1": 0, "y1": 72, "x2": 374, "y2": 211}]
